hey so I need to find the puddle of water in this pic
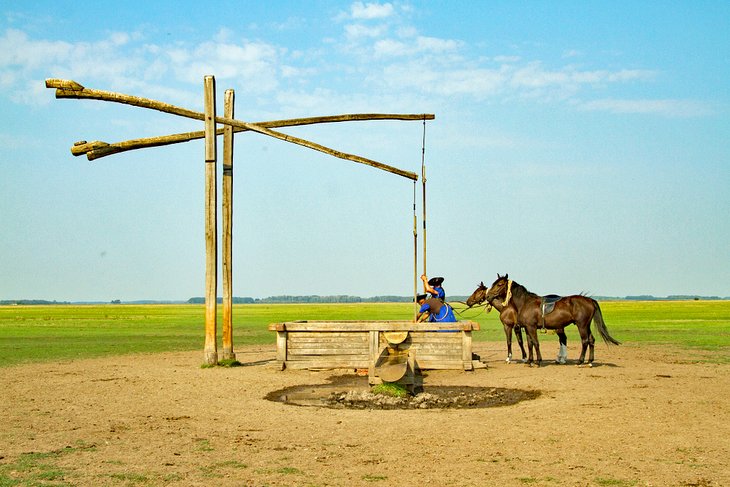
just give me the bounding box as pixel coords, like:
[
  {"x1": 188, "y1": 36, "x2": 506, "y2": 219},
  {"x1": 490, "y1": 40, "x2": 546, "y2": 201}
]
[{"x1": 265, "y1": 377, "x2": 540, "y2": 410}]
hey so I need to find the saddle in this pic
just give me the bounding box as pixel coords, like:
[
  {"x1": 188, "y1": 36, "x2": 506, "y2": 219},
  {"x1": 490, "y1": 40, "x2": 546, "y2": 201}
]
[{"x1": 539, "y1": 294, "x2": 562, "y2": 331}]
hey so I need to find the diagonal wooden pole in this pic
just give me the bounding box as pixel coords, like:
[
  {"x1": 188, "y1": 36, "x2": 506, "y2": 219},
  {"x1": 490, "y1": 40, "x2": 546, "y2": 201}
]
[
  {"x1": 203, "y1": 76, "x2": 218, "y2": 366},
  {"x1": 46, "y1": 79, "x2": 424, "y2": 181},
  {"x1": 221, "y1": 88, "x2": 235, "y2": 362}
]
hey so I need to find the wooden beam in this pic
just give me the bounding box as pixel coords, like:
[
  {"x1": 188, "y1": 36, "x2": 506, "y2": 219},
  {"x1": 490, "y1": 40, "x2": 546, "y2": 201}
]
[
  {"x1": 221, "y1": 88, "x2": 235, "y2": 362},
  {"x1": 46, "y1": 79, "x2": 426, "y2": 181},
  {"x1": 203, "y1": 76, "x2": 218, "y2": 366},
  {"x1": 70, "y1": 113, "x2": 434, "y2": 161}
]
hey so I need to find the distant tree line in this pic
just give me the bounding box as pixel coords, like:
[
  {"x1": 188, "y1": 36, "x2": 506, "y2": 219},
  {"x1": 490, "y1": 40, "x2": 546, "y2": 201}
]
[
  {"x1": 186, "y1": 295, "x2": 419, "y2": 304},
  {"x1": 3, "y1": 295, "x2": 728, "y2": 306}
]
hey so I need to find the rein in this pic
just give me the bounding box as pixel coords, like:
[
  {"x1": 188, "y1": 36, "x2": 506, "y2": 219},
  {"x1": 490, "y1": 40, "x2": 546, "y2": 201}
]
[{"x1": 449, "y1": 300, "x2": 492, "y2": 319}]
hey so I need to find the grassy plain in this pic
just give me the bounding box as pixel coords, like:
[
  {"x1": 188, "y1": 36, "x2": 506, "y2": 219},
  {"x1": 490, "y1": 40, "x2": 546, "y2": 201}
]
[{"x1": 0, "y1": 300, "x2": 728, "y2": 367}]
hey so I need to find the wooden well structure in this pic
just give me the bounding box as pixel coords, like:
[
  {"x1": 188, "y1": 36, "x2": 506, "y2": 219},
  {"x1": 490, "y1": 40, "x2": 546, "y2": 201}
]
[
  {"x1": 46, "y1": 76, "x2": 454, "y2": 372},
  {"x1": 269, "y1": 320, "x2": 482, "y2": 386}
]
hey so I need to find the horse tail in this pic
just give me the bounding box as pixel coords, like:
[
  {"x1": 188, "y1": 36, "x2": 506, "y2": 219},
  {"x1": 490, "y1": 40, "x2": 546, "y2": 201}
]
[{"x1": 591, "y1": 299, "x2": 620, "y2": 346}]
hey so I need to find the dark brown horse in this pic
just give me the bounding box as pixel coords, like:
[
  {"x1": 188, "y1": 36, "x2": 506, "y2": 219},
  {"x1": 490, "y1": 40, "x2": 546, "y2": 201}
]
[
  {"x1": 485, "y1": 274, "x2": 619, "y2": 366},
  {"x1": 467, "y1": 282, "x2": 568, "y2": 364}
]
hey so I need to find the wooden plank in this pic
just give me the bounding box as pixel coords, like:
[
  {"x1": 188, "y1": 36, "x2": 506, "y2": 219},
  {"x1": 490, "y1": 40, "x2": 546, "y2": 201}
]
[
  {"x1": 276, "y1": 331, "x2": 287, "y2": 363},
  {"x1": 409, "y1": 334, "x2": 463, "y2": 343},
  {"x1": 288, "y1": 333, "x2": 369, "y2": 342},
  {"x1": 411, "y1": 345, "x2": 461, "y2": 355},
  {"x1": 273, "y1": 321, "x2": 478, "y2": 332},
  {"x1": 288, "y1": 331, "x2": 368, "y2": 346},
  {"x1": 288, "y1": 348, "x2": 368, "y2": 356},
  {"x1": 284, "y1": 359, "x2": 371, "y2": 370},
  {"x1": 288, "y1": 341, "x2": 368, "y2": 350}
]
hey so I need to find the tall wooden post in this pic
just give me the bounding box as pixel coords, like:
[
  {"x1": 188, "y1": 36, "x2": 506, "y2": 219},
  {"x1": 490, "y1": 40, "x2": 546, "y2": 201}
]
[
  {"x1": 221, "y1": 89, "x2": 236, "y2": 361},
  {"x1": 203, "y1": 75, "x2": 218, "y2": 365}
]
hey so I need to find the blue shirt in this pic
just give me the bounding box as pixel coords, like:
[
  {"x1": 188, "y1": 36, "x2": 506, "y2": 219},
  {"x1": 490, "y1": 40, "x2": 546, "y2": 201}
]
[
  {"x1": 430, "y1": 286, "x2": 445, "y2": 300},
  {"x1": 419, "y1": 299, "x2": 456, "y2": 322}
]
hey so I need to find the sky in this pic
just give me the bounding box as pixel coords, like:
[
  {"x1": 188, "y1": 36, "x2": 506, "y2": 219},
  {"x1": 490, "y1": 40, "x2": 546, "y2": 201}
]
[{"x1": 1, "y1": 1, "x2": 728, "y2": 301}]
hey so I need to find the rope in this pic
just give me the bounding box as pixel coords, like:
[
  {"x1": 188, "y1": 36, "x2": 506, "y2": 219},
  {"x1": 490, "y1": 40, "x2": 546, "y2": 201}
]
[
  {"x1": 412, "y1": 179, "x2": 418, "y2": 322},
  {"x1": 421, "y1": 118, "x2": 427, "y2": 277},
  {"x1": 449, "y1": 300, "x2": 492, "y2": 319}
]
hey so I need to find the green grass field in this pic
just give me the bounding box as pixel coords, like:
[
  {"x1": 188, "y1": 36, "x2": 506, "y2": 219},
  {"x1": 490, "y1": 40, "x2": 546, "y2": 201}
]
[{"x1": 1, "y1": 300, "x2": 728, "y2": 367}]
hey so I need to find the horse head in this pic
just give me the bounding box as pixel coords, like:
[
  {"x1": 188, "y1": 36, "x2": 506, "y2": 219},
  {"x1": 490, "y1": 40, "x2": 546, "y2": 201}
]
[
  {"x1": 486, "y1": 273, "x2": 510, "y2": 303},
  {"x1": 466, "y1": 281, "x2": 488, "y2": 307}
]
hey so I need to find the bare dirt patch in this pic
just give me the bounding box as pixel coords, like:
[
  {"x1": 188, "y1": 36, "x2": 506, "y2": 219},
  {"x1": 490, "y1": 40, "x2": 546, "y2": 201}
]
[{"x1": 1, "y1": 341, "x2": 729, "y2": 486}]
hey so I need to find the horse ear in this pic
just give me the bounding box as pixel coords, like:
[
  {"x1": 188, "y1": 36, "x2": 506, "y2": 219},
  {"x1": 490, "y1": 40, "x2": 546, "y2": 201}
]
[
  {"x1": 496, "y1": 273, "x2": 501, "y2": 279},
  {"x1": 479, "y1": 281, "x2": 484, "y2": 286},
  {"x1": 505, "y1": 273, "x2": 509, "y2": 279}
]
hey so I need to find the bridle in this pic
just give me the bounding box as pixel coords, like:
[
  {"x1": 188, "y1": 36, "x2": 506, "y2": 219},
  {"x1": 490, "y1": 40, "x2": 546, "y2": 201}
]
[{"x1": 454, "y1": 279, "x2": 514, "y2": 318}]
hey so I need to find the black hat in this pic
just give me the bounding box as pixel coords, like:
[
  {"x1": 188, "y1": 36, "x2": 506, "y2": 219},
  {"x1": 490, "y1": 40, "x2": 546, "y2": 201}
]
[
  {"x1": 428, "y1": 277, "x2": 444, "y2": 287},
  {"x1": 416, "y1": 294, "x2": 428, "y2": 302}
]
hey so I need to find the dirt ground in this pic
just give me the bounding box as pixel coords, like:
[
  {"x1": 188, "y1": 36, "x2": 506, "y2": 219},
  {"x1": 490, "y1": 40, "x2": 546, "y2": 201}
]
[{"x1": 1, "y1": 340, "x2": 729, "y2": 486}]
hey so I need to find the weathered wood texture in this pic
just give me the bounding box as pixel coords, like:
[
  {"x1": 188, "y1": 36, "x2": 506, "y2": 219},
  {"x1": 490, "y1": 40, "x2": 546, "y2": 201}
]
[
  {"x1": 202, "y1": 76, "x2": 217, "y2": 366},
  {"x1": 68, "y1": 114, "x2": 434, "y2": 161},
  {"x1": 45, "y1": 79, "x2": 430, "y2": 181},
  {"x1": 268, "y1": 321, "x2": 479, "y2": 371},
  {"x1": 221, "y1": 88, "x2": 235, "y2": 361}
]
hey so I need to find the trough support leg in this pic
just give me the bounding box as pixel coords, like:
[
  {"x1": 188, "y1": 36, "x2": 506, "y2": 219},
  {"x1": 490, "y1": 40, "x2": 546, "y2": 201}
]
[
  {"x1": 462, "y1": 331, "x2": 473, "y2": 370},
  {"x1": 275, "y1": 331, "x2": 287, "y2": 370},
  {"x1": 368, "y1": 331, "x2": 380, "y2": 386}
]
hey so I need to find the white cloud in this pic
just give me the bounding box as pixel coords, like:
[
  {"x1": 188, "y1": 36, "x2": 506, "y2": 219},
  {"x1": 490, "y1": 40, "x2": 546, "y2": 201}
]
[
  {"x1": 344, "y1": 23, "x2": 386, "y2": 40},
  {"x1": 578, "y1": 98, "x2": 714, "y2": 117},
  {"x1": 0, "y1": 27, "x2": 283, "y2": 106},
  {"x1": 0, "y1": 24, "x2": 704, "y2": 120},
  {"x1": 350, "y1": 2, "x2": 395, "y2": 20},
  {"x1": 372, "y1": 36, "x2": 460, "y2": 58}
]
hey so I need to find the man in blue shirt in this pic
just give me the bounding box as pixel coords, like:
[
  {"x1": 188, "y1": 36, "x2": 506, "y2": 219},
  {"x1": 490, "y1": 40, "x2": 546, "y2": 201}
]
[
  {"x1": 416, "y1": 293, "x2": 456, "y2": 323},
  {"x1": 420, "y1": 275, "x2": 446, "y2": 300}
]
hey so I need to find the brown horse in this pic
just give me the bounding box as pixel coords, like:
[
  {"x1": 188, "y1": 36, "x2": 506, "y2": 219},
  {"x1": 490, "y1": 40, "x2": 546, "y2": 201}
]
[
  {"x1": 485, "y1": 274, "x2": 619, "y2": 366},
  {"x1": 467, "y1": 282, "x2": 568, "y2": 364}
]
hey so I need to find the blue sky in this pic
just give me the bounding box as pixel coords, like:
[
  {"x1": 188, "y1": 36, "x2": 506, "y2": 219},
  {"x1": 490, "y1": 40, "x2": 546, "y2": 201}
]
[{"x1": 1, "y1": 1, "x2": 728, "y2": 300}]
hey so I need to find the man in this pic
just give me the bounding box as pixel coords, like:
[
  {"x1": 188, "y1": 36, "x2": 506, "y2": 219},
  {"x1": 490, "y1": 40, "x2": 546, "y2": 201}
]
[
  {"x1": 416, "y1": 293, "x2": 456, "y2": 323},
  {"x1": 421, "y1": 274, "x2": 446, "y2": 300}
]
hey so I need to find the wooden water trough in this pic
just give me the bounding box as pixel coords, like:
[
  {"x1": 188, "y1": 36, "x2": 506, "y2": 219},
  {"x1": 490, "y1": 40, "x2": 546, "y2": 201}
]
[{"x1": 267, "y1": 321, "x2": 483, "y2": 383}]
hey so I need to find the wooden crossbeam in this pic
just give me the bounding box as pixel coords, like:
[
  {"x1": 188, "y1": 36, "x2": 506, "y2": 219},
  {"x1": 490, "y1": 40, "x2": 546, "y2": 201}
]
[
  {"x1": 69, "y1": 113, "x2": 434, "y2": 161},
  {"x1": 46, "y1": 79, "x2": 430, "y2": 181}
]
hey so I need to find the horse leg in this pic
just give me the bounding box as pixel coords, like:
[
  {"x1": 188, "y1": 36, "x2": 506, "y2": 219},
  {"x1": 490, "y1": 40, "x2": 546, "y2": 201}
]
[
  {"x1": 525, "y1": 327, "x2": 541, "y2": 367},
  {"x1": 515, "y1": 325, "x2": 527, "y2": 362},
  {"x1": 576, "y1": 325, "x2": 589, "y2": 365},
  {"x1": 555, "y1": 330, "x2": 568, "y2": 364},
  {"x1": 587, "y1": 331, "x2": 596, "y2": 366},
  {"x1": 504, "y1": 323, "x2": 513, "y2": 363},
  {"x1": 533, "y1": 330, "x2": 543, "y2": 367},
  {"x1": 524, "y1": 330, "x2": 535, "y2": 366}
]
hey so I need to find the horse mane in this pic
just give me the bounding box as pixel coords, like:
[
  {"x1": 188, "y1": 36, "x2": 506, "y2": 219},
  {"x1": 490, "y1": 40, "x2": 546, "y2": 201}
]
[{"x1": 511, "y1": 280, "x2": 539, "y2": 300}]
